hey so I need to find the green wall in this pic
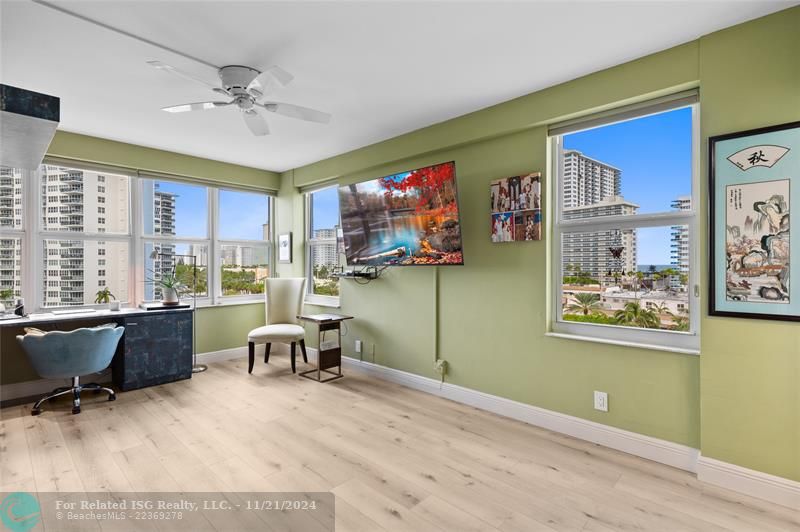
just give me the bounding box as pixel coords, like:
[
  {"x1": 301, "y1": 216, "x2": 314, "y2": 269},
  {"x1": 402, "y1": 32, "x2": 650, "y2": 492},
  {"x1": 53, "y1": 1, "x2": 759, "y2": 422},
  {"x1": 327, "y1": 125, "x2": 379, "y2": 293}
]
[
  {"x1": 281, "y1": 7, "x2": 800, "y2": 482},
  {"x1": 48, "y1": 131, "x2": 281, "y2": 191},
  {"x1": 698, "y1": 10, "x2": 800, "y2": 482}
]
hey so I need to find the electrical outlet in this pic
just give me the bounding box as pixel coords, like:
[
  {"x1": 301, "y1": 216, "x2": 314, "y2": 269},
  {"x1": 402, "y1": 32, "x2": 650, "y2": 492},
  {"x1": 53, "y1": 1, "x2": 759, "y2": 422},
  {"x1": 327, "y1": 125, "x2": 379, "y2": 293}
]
[
  {"x1": 355, "y1": 340, "x2": 362, "y2": 353},
  {"x1": 593, "y1": 391, "x2": 608, "y2": 412},
  {"x1": 434, "y1": 359, "x2": 448, "y2": 376}
]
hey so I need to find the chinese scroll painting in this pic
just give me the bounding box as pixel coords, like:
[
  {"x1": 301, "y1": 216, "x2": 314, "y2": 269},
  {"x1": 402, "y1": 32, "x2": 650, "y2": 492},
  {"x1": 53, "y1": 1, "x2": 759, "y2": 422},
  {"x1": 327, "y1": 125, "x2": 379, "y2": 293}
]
[{"x1": 725, "y1": 179, "x2": 790, "y2": 303}]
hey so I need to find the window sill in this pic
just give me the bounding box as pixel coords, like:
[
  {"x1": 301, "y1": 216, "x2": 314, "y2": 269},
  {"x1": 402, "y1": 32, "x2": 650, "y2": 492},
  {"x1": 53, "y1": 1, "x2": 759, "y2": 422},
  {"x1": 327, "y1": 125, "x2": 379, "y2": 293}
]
[
  {"x1": 545, "y1": 331, "x2": 700, "y2": 356},
  {"x1": 201, "y1": 298, "x2": 263, "y2": 309},
  {"x1": 304, "y1": 295, "x2": 341, "y2": 308}
]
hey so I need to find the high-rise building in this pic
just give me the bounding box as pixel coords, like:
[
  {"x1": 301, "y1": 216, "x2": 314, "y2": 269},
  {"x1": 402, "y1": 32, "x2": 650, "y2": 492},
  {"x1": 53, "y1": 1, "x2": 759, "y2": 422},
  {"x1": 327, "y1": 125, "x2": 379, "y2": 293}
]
[
  {"x1": 670, "y1": 196, "x2": 691, "y2": 290},
  {"x1": 562, "y1": 150, "x2": 621, "y2": 208},
  {"x1": 0, "y1": 167, "x2": 23, "y2": 306},
  {"x1": 312, "y1": 228, "x2": 338, "y2": 268},
  {"x1": 562, "y1": 196, "x2": 639, "y2": 280},
  {"x1": 39, "y1": 165, "x2": 130, "y2": 307},
  {"x1": 142, "y1": 181, "x2": 176, "y2": 300}
]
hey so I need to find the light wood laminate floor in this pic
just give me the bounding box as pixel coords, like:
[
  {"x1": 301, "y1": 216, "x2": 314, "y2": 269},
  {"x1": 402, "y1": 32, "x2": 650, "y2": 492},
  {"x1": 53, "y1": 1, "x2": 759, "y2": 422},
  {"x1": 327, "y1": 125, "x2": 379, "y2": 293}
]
[{"x1": 2, "y1": 356, "x2": 798, "y2": 531}]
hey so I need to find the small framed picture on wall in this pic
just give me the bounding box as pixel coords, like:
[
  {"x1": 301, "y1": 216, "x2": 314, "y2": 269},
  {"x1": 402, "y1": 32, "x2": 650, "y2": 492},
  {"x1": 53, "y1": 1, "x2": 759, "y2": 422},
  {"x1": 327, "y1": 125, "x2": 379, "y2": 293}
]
[
  {"x1": 490, "y1": 172, "x2": 541, "y2": 242},
  {"x1": 278, "y1": 232, "x2": 293, "y2": 264}
]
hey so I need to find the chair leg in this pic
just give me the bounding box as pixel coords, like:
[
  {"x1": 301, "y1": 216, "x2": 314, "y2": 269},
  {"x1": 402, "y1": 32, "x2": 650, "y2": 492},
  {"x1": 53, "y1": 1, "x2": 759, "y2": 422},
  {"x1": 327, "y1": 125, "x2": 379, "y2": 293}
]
[
  {"x1": 290, "y1": 342, "x2": 297, "y2": 373},
  {"x1": 31, "y1": 387, "x2": 73, "y2": 416},
  {"x1": 72, "y1": 376, "x2": 81, "y2": 415},
  {"x1": 83, "y1": 383, "x2": 116, "y2": 402},
  {"x1": 264, "y1": 343, "x2": 271, "y2": 364},
  {"x1": 299, "y1": 339, "x2": 308, "y2": 364},
  {"x1": 31, "y1": 378, "x2": 116, "y2": 416},
  {"x1": 248, "y1": 342, "x2": 255, "y2": 374}
]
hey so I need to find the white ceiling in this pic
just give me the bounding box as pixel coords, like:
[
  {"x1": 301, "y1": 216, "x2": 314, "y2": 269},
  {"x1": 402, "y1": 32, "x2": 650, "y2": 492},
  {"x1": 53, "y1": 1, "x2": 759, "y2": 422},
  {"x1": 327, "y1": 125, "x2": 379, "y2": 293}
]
[{"x1": 1, "y1": 1, "x2": 795, "y2": 172}]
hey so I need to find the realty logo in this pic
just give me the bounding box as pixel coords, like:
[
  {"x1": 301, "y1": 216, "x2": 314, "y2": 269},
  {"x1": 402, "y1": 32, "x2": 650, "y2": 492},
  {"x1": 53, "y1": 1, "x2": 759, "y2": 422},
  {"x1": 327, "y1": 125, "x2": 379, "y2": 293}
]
[{"x1": 0, "y1": 493, "x2": 40, "y2": 532}]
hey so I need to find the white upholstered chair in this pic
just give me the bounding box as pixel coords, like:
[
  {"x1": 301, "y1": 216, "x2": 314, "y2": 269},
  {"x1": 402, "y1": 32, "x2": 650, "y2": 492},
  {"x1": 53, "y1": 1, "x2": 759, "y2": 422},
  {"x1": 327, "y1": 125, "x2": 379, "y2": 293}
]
[{"x1": 247, "y1": 277, "x2": 307, "y2": 374}]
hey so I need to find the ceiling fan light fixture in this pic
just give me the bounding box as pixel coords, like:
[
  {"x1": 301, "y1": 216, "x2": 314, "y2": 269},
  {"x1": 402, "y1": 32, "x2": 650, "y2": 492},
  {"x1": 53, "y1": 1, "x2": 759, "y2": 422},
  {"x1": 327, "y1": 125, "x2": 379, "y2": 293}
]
[{"x1": 150, "y1": 60, "x2": 330, "y2": 136}]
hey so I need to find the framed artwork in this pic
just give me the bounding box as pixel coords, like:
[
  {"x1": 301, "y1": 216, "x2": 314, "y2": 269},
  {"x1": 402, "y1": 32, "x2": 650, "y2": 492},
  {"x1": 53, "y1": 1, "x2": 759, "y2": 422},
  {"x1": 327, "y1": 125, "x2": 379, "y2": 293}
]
[
  {"x1": 278, "y1": 232, "x2": 293, "y2": 264},
  {"x1": 709, "y1": 121, "x2": 800, "y2": 320},
  {"x1": 490, "y1": 172, "x2": 541, "y2": 242}
]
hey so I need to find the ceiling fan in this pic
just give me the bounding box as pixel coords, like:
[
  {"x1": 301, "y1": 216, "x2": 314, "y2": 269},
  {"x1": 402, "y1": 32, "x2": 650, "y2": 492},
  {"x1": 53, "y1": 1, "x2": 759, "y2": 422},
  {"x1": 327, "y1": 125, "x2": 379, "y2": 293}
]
[{"x1": 148, "y1": 61, "x2": 331, "y2": 136}]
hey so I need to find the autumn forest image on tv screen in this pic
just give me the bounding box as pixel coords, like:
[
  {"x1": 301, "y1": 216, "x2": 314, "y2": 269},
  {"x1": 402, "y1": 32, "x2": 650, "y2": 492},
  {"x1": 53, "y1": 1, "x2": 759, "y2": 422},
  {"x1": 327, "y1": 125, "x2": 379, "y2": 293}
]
[{"x1": 338, "y1": 162, "x2": 464, "y2": 266}]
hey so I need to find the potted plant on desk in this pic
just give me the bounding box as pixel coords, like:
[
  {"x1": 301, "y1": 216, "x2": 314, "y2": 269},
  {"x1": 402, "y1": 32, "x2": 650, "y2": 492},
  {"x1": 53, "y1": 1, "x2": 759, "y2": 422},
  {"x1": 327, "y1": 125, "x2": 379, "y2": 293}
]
[
  {"x1": 94, "y1": 287, "x2": 120, "y2": 310},
  {"x1": 147, "y1": 271, "x2": 188, "y2": 306}
]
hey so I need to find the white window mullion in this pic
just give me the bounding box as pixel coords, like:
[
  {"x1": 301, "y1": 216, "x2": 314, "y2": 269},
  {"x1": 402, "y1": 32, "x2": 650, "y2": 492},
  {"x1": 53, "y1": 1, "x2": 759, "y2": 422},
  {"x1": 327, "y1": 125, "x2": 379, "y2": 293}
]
[
  {"x1": 210, "y1": 186, "x2": 220, "y2": 304},
  {"x1": 131, "y1": 175, "x2": 144, "y2": 306}
]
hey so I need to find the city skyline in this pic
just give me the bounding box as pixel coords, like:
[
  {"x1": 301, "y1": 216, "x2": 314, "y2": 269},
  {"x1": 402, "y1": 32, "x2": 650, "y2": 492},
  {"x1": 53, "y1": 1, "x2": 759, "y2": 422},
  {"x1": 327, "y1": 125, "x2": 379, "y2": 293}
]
[{"x1": 563, "y1": 106, "x2": 692, "y2": 265}]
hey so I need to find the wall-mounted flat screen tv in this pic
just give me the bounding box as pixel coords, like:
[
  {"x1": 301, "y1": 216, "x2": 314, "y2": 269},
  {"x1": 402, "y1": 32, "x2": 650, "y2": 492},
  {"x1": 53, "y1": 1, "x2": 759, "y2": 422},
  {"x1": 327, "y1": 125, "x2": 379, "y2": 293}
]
[{"x1": 338, "y1": 161, "x2": 464, "y2": 266}]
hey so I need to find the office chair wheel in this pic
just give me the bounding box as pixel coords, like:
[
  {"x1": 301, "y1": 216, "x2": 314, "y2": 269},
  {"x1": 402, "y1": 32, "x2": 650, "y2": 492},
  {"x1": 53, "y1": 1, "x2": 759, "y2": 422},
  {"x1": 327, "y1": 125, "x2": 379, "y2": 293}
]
[
  {"x1": 31, "y1": 407, "x2": 42, "y2": 416},
  {"x1": 72, "y1": 406, "x2": 81, "y2": 415},
  {"x1": 108, "y1": 394, "x2": 116, "y2": 402}
]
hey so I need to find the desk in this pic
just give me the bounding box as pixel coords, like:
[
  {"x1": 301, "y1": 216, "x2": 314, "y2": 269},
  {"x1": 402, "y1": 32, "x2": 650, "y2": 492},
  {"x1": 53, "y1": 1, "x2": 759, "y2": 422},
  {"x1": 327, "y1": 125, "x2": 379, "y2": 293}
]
[
  {"x1": 0, "y1": 307, "x2": 193, "y2": 395},
  {"x1": 296, "y1": 314, "x2": 353, "y2": 383}
]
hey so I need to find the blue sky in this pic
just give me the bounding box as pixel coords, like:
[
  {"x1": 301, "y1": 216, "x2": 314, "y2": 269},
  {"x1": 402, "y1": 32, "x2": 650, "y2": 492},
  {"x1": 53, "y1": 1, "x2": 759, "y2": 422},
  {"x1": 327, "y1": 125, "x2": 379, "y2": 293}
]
[
  {"x1": 563, "y1": 106, "x2": 692, "y2": 265},
  {"x1": 156, "y1": 181, "x2": 269, "y2": 240},
  {"x1": 312, "y1": 186, "x2": 340, "y2": 231}
]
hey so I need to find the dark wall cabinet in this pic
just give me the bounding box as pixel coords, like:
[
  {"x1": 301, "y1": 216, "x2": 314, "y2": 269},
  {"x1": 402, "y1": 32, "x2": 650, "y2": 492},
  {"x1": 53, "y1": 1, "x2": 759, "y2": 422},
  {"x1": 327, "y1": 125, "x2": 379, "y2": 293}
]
[{"x1": 113, "y1": 311, "x2": 192, "y2": 391}]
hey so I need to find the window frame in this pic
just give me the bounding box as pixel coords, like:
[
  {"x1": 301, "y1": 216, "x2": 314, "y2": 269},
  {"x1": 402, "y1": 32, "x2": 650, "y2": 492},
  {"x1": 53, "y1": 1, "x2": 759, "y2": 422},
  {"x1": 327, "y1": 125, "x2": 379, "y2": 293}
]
[
  {"x1": 549, "y1": 100, "x2": 700, "y2": 354},
  {"x1": 305, "y1": 185, "x2": 341, "y2": 307}
]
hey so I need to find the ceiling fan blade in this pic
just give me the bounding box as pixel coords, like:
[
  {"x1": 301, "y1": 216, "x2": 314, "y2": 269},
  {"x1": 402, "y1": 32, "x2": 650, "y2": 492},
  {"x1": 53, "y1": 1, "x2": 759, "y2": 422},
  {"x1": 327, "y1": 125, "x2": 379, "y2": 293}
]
[
  {"x1": 162, "y1": 101, "x2": 231, "y2": 113},
  {"x1": 147, "y1": 60, "x2": 220, "y2": 90},
  {"x1": 242, "y1": 110, "x2": 270, "y2": 136},
  {"x1": 247, "y1": 65, "x2": 294, "y2": 97},
  {"x1": 258, "y1": 102, "x2": 331, "y2": 124}
]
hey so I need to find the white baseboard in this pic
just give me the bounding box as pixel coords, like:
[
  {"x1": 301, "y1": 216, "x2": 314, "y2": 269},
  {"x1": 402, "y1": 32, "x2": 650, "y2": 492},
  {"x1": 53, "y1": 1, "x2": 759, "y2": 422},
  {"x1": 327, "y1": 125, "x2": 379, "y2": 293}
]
[
  {"x1": 196, "y1": 346, "x2": 249, "y2": 365},
  {"x1": 339, "y1": 355, "x2": 699, "y2": 472},
  {"x1": 696, "y1": 456, "x2": 800, "y2": 509}
]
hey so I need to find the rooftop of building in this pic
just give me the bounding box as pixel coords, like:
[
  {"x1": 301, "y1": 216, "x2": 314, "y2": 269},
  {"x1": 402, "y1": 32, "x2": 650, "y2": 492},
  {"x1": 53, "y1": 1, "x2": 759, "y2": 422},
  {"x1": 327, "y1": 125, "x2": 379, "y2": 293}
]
[
  {"x1": 562, "y1": 149, "x2": 622, "y2": 172},
  {"x1": 562, "y1": 195, "x2": 640, "y2": 211}
]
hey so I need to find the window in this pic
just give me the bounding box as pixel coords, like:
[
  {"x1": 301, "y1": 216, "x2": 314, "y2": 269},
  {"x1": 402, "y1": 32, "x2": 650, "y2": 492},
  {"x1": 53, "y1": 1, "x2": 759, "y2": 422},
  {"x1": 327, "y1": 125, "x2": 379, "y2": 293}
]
[
  {"x1": 218, "y1": 189, "x2": 271, "y2": 298},
  {"x1": 6, "y1": 161, "x2": 273, "y2": 311},
  {"x1": 140, "y1": 179, "x2": 272, "y2": 303},
  {"x1": 551, "y1": 97, "x2": 698, "y2": 352},
  {"x1": 306, "y1": 186, "x2": 341, "y2": 301}
]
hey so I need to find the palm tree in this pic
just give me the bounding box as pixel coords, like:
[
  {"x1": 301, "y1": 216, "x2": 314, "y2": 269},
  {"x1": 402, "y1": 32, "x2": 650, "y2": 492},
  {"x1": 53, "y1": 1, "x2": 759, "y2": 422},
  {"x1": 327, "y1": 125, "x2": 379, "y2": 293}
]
[
  {"x1": 565, "y1": 293, "x2": 602, "y2": 316},
  {"x1": 651, "y1": 301, "x2": 673, "y2": 317},
  {"x1": 614, "y1": 301, "x2": 661, "y2": 328}
]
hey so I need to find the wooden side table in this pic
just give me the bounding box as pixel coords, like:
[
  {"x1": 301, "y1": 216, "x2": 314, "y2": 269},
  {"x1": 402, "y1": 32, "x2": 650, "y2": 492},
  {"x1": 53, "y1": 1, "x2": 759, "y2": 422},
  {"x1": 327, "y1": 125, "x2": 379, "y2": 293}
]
[{"x1": 296, "y1": 313, "x2": 353, "y2": 383}]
